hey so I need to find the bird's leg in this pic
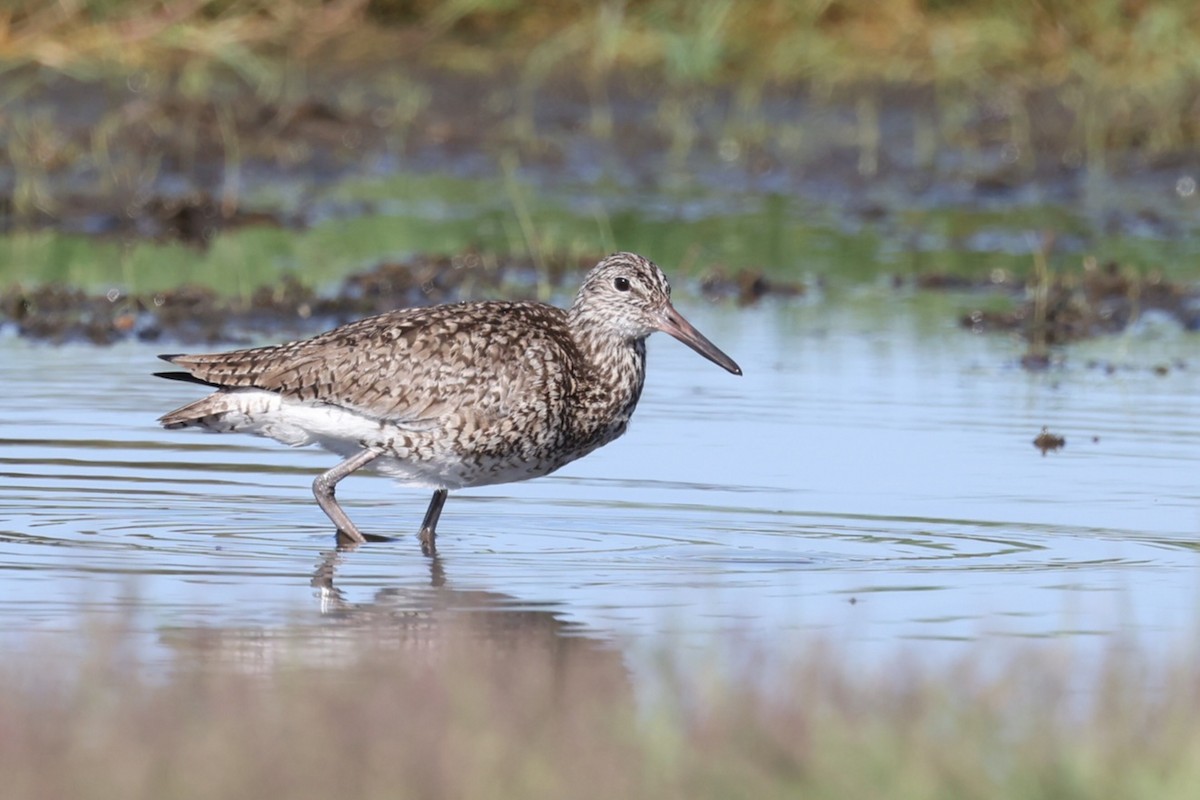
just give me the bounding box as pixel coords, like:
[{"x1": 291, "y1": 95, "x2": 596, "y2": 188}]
[
  {"x1": 418, "y1": 489, "x2": 448, "y2": 557},
  {"x1": 312, "y1": 449, "x2": 380, "y2": 544}
]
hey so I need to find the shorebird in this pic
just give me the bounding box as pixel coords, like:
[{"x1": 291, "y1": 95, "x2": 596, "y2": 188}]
[{"x1": 156, "y1": 252, "x2": 741, "y2": 554}]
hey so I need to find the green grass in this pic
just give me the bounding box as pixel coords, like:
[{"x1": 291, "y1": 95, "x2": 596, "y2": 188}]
[
  {"x1": 4, "y1": 191, "x2": 1199, "y2": 299},
  {"x1": 5, "y1": 174, "x2": 1200, "y2": 296},
  {"x1": 4, "y1": 617, "x2": 1200, "y2": 799}
]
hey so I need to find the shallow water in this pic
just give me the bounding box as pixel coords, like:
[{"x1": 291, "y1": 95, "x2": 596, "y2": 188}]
[{"x1": 2, "y1": 290, "x2": 1199, "y2": 673}]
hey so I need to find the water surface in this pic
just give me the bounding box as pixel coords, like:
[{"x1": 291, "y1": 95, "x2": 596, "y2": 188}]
[{"x1": 2, "y1": 291, "x2": 1199, "y2": 672}]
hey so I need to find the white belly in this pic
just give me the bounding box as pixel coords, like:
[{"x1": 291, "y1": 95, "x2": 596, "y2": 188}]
[{"x1": 187, "y1": 389, "x2": 575, "y2": 491}]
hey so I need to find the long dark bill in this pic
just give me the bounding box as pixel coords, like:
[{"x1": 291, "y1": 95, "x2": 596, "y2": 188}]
[{"x1": 655, "y1": 303, "x2": 743, "y2": 376}]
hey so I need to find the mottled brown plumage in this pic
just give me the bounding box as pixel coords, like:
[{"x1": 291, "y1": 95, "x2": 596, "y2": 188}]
[{"x1": 157, "y1": 252, "x2": 741, "y2": 554}]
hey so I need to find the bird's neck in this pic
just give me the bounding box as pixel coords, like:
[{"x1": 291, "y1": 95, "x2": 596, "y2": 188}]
[{"x1": 568, "y1": 323, "x2": 648, "y2": 448}]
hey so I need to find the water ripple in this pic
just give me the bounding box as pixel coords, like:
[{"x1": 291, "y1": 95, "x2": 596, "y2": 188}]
[{"x1": 1, "y1": 305, "x2": 1199, "y2": 662}]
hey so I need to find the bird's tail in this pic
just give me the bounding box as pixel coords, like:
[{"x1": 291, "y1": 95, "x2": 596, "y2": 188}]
[
  {"x1": 158, "y1": 390, "x2": 282, "y2": 432},
  {"x1": 159, "y1": 394, "x2": 230, "y2": 430}
]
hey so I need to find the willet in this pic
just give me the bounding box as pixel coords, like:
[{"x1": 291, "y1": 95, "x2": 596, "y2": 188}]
[{"x1": 156, "y1": 252, "x2": 741, "y2": 554}]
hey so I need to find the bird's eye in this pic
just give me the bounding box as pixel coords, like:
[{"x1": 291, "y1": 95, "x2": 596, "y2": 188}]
[{"x1": 613, "y1": 276, "x2": 631, "y2": 292}]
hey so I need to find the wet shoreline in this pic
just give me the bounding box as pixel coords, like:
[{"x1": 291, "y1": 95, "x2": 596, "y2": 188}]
[
  {"x1": 0, "y1": 249, "x2": 810, "y2": 345},
  {"x1": 4, "y1": 246, "x2": 1194, "y2": 355}
]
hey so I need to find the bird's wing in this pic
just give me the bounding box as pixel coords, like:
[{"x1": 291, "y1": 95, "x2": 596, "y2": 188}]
[{"x1": 159, "y1": 302, "x2": 576, "y2": 425}]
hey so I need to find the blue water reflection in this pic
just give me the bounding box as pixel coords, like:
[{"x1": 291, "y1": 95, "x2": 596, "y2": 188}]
[{"x1": 1, "y1": 291, "x2": 1198, "y2": 672}]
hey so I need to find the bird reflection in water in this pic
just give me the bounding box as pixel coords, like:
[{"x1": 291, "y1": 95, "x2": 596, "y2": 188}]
[{"x1": 164, "y1": 541, "x2": 623, "y2": 683}]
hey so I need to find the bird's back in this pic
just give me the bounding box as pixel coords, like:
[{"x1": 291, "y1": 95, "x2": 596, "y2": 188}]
[{"x1": 164, "y1": 301, "x2": 573, "y2": 417}]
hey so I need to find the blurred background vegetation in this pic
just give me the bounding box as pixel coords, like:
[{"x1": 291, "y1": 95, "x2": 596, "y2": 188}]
[
  {"x1": 5, "y1": 0, "x2": 1200, "y2": 95},
  {"x1": 3, "y1": 1, "x2": 1197, "y2": 201},
  {"x1": 4, "y1": 0, "x2": 1199, "y2": 172},
  {"x1": 4, "y1": 618, "x2": 1200, "y2": 800},
  {"x1": 2, "y1": 1, "x2": 1199, "y2": 307}
]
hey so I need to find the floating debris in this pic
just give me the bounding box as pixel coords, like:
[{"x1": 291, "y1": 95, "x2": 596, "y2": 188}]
[
  {"x1": 1019, "y1": 352, "x2": 1055, "y2": 371},
  {"x1": 1033, "y1": 427, "x2": 1066, "y2": 455},
  {"x1": 1084, "y1": 358, "x2": 1189, "y2": 377}
]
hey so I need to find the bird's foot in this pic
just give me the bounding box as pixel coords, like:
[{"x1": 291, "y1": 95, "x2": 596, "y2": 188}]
[
  {"x1": 334, "y1": 529, "x2": 363, "y2": 549},
  {"x1": 335, "y1": 528, "x2": 393, "y2": 548},
  {"x1": 419, "y1": 526, "x2": 437, "y2": 557}
]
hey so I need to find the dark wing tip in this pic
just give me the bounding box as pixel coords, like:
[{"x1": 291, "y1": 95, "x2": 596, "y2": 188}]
[
  {"x1": 154, "y1": 370, "x2": 219, "y2": 387},
  {"x1": 156, "y1": 354, "x2": 220, "y2": 386}
]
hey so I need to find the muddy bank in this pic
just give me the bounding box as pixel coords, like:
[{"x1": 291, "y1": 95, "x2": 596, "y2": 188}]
[
  {"x1": 892, "y1": 257, "x2": 1200, "y2": 369},
  {"x1": 952, "y1": 259, "x2": 1200, "y2": 341},
  {"x1": 7, "y1": 244, "x2": 1198, "y2": 351},
  {"x1": 0, "y1": 250, "x2": 797, "y2": 345},
  {"x1": 0, "y1": 250, "x2": 578, "y2": 345}
]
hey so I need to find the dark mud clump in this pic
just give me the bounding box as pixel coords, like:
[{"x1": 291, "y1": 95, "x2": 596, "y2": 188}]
[
  {"x1": 956, "y1": 260, "x2": 1200, "y2": 344},
  {"x1": 699, "y1": 266, "x2": 806, "y2": 305},
  {"x1": 1082, "y1": 357, "x2": 1188, "y2": 377},
  {"x1": 136, "y1": 193, "x2": 292, "y2": 245},
  {"x1": 909, "y1": 270, "x2": 1021, "y2": 291},
  {"x1": 0, "y1": 250, "x2": 603, "y2": 345},
  {"x1": 1033, "y1": 428, "x2": 1066, "y2": 456},
  {"x1": 1, "y1": 284, "x2": 126, "y2": 344}
]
